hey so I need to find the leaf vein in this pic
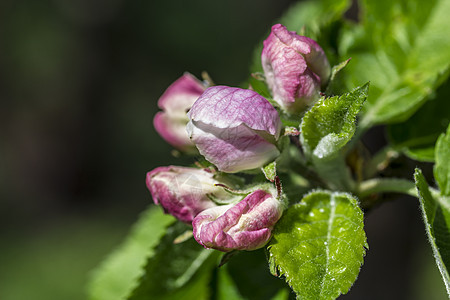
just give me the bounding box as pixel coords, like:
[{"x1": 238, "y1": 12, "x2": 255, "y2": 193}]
[{"x1": 319, "y1": 194, "x2": 336, "y2": 295}]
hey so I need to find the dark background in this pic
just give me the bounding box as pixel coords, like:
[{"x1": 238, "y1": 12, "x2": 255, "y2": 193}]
[{"x1": 0, "y1": 0, "x2": 446, "y2": 299}]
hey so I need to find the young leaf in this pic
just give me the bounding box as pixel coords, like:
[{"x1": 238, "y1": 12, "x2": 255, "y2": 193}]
[
  {"x1": 224, "y1": 249, "x2": 291, "y2": 300},
  {"x1": 414, "y1": 169, "x2": 450, "y2": 296},
  {"x1": 387, "y1": 80, "x2": 450, "y2": 162},
  {"x1": 300, "y1": 83, "x2": 369, "y2": 160},
  {"x1": 217, "y1": 262, "x2": 290, "y2": 300},
  {"x1": 268, "y1": 191, "x2": 367, "y2": 300},
  {"x1": 435, "y1": 124, "x2": 450, "y2": 196},
  {"x1": 325, "y1": 58, "x2": 352, "y2": 94},
  {"x1": 87, "y1": 206, "x2": 175, "y2": 300},
  {"x1": 248, "y1": 74, "x2": 272, "y2": 100},
  {"x1": 339, "y1": 0, "x2": 450, "y2": 127},
  {"x1": 127, "y1": 222, "x2": 218, "y2": 300},
  {"x1": 216, "y1": 265, "x2": 243, "y2": 300}
]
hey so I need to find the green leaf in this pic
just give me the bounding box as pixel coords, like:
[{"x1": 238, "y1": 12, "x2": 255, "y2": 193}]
[
  {"x1": 435, "y1": 124, "x2": 450, "y2": 196},
  {"x1": 270, "y1": 289, "x2": 290, "y2": 300},
  {"x1": 127, "y1": 222, "x2": 218, "y2": 300},
  {"x1": 387, "y1": 80, "x2": 450, "y2": 162},
  {"x1": 217, "y1": 262, "x2": 290, "y2": 300},
  {"x1": 216, "y1": 265, "x2": 244, "y2": 300},
  {"x1": 414, "y1": 169, "x2": 450, "y2": 296},
  {"x1": 219, "y1": 249, "x2": 291, "y2": 300},
  {"x1": 300, "y1": 83, "x2": 369, "y2": 160},
  {"x1": 325, "y1": 58, "x2": 352, "y2": 95},
  {"x1": 279, "y1": 0, "x2": 350, "y2": 36},
  {"x1": 339, "y1": 0, "x2": 450, "y2": 127},
  {"x1": 268, "y1": 191, "x2": 367, "y2": 300},
  {"x1": 87, "y1": 206, "x2": 175, "y2": 300},
  {"x1": 248, "y1": 75, "x2": 272, "y2": 100}
]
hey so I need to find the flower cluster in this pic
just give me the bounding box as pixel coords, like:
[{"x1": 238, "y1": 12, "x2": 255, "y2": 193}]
[{"x1": 148, "y1": 24, "x2": 330, "y2": 252}]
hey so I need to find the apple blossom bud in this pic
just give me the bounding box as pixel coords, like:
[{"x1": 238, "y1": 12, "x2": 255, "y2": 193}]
[
  {"x1": 192, "y1": 189, "x2": 284, "y2": 252},
  {"x1": 262, "y1": 24, "x2": 330, "y2": 113},
  {"x1": 146, "y1": 166, "x2": 231, "y2": 223},
  {"x1": 153, "y1": 73, "x2": 206, "y2": 152},
  {"x1": 186, "y1": 86, "x2": 281, "y2": 173}
]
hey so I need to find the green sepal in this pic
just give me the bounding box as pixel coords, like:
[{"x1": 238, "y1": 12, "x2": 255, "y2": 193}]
[{"x1": 262, "y1": 161, "x2": 277, "y2": 183}]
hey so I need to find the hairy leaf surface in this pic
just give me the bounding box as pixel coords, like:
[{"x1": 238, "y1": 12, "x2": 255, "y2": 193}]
[
  {"x1": 415, "y1": 169, "x2": 450, "y2": 296},
  {"x1": 435, "y1": 124, "x2": 450, "y2": 196},
  {"x1": 300, "y1": 83, "x2": 368, "y2": 160},
  {"x1": 268, "y1": 191, "x2": 367, "y2": 299}
]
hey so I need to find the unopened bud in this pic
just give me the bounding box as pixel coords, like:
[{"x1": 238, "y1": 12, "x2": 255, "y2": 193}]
[
  {"x1": 153, "y1": 73, "x2": 205, "y2": 152},
  {"x1": 146, "y1": 166, "x2": 231, "y2": 223},
  {"x1": 187, "y1": 86, "x2": 281, "y2": 173},
  {"x1": 192, "y1": 189, "x2": 284, "y2": 252},
  {"x1": 262, "y1": 24, "x2": 330, "y2": 113}
]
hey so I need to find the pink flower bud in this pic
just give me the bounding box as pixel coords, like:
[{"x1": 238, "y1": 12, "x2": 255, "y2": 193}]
[
  {"x1": 261, "y1": 24, "x2": 330, "y2": 113},
  {"x1": 193, "y1": 189, "x2": 284, "y2": 252},
  {"x1": 146, "y1": 166, "x2": 230, "y2": 223},
  {"x1": 154, "y1": 73, "x2": 206, "y2": 152},
  {"x1": 186, "y1": 86, "x2": 281, "y2": 173}
]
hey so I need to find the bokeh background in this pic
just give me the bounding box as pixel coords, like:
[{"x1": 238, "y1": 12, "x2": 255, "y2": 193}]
[{"x1": 0, "y1": 0, "x2": 447, "y2": 299}]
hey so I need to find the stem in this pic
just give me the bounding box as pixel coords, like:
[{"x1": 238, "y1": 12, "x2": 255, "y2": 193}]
[
  {"x1": 357, "y1": 177, "x2": 441, "y2": 199},
  {"x1": 358, "y1": 178, "x2": 417, "y2": 198},
  {"x1": 365, "y1": 145, "x2": 400, "y2": 178}
]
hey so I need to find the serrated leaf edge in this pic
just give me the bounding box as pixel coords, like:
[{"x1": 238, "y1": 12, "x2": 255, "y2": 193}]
[
  {"x1": 268, "y1": 190, "x2": 367, "y2": 299},
  {"x1": 300, "y1": 83, "x2": 369, "y2": 159},
  {"x1": 414, "y1": 168, "x2": 450, "y2": 296}
]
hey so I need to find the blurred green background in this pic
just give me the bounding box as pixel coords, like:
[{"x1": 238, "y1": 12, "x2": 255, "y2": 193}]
[{"x1": 0, "y1": 0, "x2": 446, "y2": 299}]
